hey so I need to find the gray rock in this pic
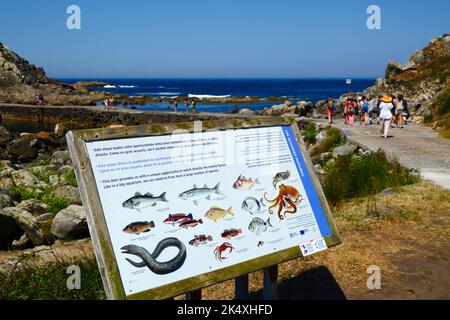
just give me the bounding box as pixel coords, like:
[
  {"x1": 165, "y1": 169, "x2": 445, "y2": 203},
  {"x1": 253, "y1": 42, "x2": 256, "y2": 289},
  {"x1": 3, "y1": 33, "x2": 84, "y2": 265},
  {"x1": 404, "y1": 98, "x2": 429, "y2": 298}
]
[
  {"x1": 315, "y1": 130, "x2": 328, "y2": 143},
  {"x1": 6, "y1": 139, "x2": 37, "y2": 159},
  {"x1": 332, "y1": 143, "x2": 358, "y2": 157},
  {"x1": 0, "y1": 177, "x2": 14, "y2": 191},
  {"x1": 51, "y1": 185, "x2": 81, "y2": 205},
  {"x1": 0, "y1": 207, "x2": 44, "y2": 247},
  {"x1": 238, "y1": 108, "x2": 255, "y2": 115},
  {"x1": 400, "y1": 60, "x2": 416, "y2": 72},
  {"x1": 51, "y1": 150, "x2": 70, "y2": 165},
  {"x1": 11, "y1": 234, "x2": 32, "y2": 250},
  {"x1": 17, "y1": 199, "x2": 48, "y2": 216},
  {"x1": 51, "y1": 205, "x2": 89, "y2": 239},
  {"x1": 13, "y1": 208, "x2": 45, "y2": 246},
  {"x1": 0, "y1": 207, "x2": 23, "y2": 249},
  {"x1": 0, "y1": 125, "x2": 12, "y2": 145},
  {"x1": 11, "y1": 169, "x2": 40, "y2": 187},
  {"x1": 57, "y1": 165, "x2": 73, "y2": 174},
  {"x1": 0, "y1": 193, "x2": 14, "y2": 209}
]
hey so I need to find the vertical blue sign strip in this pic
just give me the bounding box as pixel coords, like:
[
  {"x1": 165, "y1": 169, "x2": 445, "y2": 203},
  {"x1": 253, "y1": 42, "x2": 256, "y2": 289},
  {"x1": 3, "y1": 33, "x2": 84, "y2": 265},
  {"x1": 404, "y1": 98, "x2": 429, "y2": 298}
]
[{"x1": 282, "y1": 126, "x2": 331, "y2": 237}]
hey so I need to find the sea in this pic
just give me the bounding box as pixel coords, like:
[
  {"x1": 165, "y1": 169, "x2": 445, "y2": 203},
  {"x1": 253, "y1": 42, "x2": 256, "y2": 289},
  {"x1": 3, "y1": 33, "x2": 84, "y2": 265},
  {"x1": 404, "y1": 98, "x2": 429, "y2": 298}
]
[{"x1": 60, "y1": 78, "x2": 375, "y2": 113}]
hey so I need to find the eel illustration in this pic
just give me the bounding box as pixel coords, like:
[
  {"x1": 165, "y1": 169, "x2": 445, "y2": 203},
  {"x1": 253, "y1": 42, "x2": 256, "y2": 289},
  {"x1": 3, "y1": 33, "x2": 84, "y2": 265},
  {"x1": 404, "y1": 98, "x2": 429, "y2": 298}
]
[{"x1": 121, "y1": 237, "x2": 187, "y2": 275}]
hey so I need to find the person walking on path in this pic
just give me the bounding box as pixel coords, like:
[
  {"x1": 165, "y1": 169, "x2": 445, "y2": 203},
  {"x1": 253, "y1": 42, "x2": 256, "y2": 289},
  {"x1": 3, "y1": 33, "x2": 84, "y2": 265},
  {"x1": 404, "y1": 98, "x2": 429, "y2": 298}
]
[
  {"x1": 379, "y1": 95, "x2": 394, "y2": 139},
  {"x1": 396, "y1": 94, "x2": 406, "y2": 128},
  {"x1": 174, "y1": 100, "x2": 178, "y2": 112},
  {"x1": 361, "y1": 96, "x2": 370, "y2": 126},
  {"x1": 344, "y1": 98, "x2": 354, "y2": 126},
  {"x1": 326, "y1": 96, "x2": 334, "y2": 124},
  {"x1": 191, "y1": 100, "x2": 197, "y2": 113},
  {"x1": 184, "y1": 99, "x2": 189, "y2": 112}
]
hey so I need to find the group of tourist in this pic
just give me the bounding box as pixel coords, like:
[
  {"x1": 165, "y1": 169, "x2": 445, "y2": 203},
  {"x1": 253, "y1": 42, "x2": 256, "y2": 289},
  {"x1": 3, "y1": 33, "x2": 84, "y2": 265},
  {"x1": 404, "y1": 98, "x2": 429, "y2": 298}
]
[
  {"x1": 34, "y1": 94, "x2": 44, "y2": 106},
  {"x1": 168, "y1": 99, "x2": 197, "y2": 113},
  {"x1": 103, "y1": 98, "x2": 118, "y2": 110},
  {"x1": 326, "y1": 94, "x2": 410, "y2": 139}
]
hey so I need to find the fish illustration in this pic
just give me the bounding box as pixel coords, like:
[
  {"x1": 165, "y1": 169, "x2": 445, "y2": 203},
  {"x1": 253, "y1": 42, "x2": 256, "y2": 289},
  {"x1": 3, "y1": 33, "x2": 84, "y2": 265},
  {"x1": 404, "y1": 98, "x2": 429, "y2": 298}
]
[
  {"x1": 189, "y1": 234, "x2": 213, "y2": 247},
  {"x1": 123, "y1": 221, "x2": 155, "y2": 235},
  {"x1": 178, "y1": 183, "x2": 222, "y2": 206},
  {"x1": 221, "y1": 228, "x2": 242, "y2": 239},
  {"x1": 204, "y1": 206, "x2": 234, "y2": 222},
  {"x1": 273, "y1": 170, "x2": 290, "y2": 188},
  {"x1": 232, "y1": 175, "x2": 260, "y2": 190},
  {"x1": 179, "y1": 218, "x2": 203, "y2": 229},
  {"x1": 248, "y1": 217, "x2": 273, "y2": 235},
  {"x1": 241, "y1": 197, "x2": 265, "y2": 214},
  {"x1": 122, "y1": 192, "x2": 168, "y2": 212},
  {"x1": 163, "y1": 213, "x2": 193, "y2": 225}
]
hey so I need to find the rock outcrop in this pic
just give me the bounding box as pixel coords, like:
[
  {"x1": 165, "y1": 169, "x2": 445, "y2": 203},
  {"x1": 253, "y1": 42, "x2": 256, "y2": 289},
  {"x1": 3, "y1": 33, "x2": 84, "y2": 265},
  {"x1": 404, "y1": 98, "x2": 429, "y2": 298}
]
[
  {"x1": 363, "y1": 34, "x2": 450, "y2": 117},
  {"x1": 0, "y1": 43, "x2": 107, "y2": 105}
]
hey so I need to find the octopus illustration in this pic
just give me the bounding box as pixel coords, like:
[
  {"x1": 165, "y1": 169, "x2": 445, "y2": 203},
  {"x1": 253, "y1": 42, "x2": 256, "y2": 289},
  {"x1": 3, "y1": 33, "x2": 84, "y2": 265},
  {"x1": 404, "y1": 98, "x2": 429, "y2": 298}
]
[{"x1": 264, "y1": 184, "x2": 303, "y2": 220}]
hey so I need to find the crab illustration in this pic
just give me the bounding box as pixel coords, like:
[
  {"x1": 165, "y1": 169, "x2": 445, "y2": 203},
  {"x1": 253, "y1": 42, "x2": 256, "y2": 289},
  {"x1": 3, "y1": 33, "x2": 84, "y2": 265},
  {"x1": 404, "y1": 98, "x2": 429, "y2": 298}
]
[
  {"x1": 214, "y1": 242, "x2": 234, "y2": 261},
  {"x1": 264, "y1": 184, "x2": 303, "y2": 220}
]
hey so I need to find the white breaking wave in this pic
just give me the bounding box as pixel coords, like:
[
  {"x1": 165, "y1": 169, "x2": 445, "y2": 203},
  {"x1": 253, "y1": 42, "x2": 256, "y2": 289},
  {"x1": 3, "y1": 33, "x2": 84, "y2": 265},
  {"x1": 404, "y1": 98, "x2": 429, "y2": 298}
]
[
  {"x1": 188, "y1": 94, "x2": 231, "y2": 99},
  {"x1": 104, "y1": 85, "x2": 137, "y2": 88},
  {"x1": 150, "y1": 92, "x2": 181, "y2": 95}
]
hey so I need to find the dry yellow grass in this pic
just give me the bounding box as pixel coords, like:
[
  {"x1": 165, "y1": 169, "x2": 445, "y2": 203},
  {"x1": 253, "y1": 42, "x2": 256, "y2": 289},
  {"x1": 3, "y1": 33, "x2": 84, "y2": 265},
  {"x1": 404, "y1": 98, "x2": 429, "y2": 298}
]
[{"x1": 176, "y1": 182, "x2": 450, "y2": 300}]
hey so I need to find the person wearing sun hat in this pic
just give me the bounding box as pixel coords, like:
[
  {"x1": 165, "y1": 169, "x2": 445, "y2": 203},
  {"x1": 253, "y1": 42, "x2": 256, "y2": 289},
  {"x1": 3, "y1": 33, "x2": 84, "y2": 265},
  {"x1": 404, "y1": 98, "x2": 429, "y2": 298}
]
[{"x1": 379, "y1": 95, "x2": 394, "y2": 138}]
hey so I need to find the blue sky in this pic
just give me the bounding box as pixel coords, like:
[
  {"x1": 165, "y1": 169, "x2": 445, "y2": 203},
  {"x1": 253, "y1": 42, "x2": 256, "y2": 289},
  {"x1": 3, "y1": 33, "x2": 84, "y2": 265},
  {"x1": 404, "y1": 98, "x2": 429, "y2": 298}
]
[{"x1": 0, "y1": 0, "x2": 449, "y2": 78}]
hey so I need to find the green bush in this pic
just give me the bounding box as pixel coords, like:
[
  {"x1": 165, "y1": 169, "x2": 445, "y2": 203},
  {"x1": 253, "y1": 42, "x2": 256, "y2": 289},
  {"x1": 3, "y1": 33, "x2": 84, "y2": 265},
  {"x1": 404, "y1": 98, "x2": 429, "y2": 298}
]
[
  {"x1": 311, "y1": 127, "x2": 345, "y2": 156},
  {"x1": 8, "y1": 186, "x2": 70, "y2": 214},
  {"x1": 0, "y1": 255, "x2": 105, "y2": 300},
  {"x1": 302, "y1": 123, "x2": 317, "y2": 145},
  {"x1": 435, "y1": 88, "x2": 450, "y2": 116},
  {"x1": 41, "y1": 194, "x2": 70, "y2": 214},
  {"x1": 64, "y1": 170, "x2": 78, "y2": 188},
  {"x1": 323, "y1": 151, "x2": 420, "y2": 205}
]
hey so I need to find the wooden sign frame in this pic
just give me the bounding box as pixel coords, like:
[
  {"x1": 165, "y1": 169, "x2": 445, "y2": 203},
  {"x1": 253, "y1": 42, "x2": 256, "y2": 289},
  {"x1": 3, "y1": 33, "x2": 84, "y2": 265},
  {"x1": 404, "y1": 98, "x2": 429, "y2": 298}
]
[{"x1": 66, "y1": 117, "x2": 341, "y2": 300}]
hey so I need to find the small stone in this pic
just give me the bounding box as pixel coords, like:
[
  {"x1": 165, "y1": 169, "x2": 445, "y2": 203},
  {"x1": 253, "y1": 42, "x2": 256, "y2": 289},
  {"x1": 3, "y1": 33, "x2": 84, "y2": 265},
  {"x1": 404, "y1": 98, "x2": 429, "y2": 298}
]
[
  {"x1": 0, "y1": 193, "x2": 13, "y2": 209},
  {"x1": 332, "y1": 143, "x2": 358, "y2": 158},
  {"x1": 51, "y1": 185, "x2": 81, "y2": 205},
  {"x1": 11, "y1": 169, "x2": 40, "y2": 187}
]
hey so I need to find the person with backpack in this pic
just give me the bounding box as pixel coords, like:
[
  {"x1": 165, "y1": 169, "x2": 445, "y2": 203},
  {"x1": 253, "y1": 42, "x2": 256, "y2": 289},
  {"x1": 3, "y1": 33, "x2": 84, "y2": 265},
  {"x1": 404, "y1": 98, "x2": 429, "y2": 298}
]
[
  {"x1": 361, "y1": 96, "x2": 370, "y2": 126},
  {"x1": 326, "y1": 96, "x2": 335, "y2": 124},
  {"x1": 396, "y1": 94, "x2": 407, "y2": 128}
]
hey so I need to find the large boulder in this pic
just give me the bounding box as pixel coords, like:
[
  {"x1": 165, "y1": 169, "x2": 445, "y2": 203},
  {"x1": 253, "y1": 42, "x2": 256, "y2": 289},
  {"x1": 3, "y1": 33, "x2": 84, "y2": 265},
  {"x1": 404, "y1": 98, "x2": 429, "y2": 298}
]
[
  {"x1": 13, "y1": 208, "x2": 45, "y2": 246},
  {"x1": 332, "y1": 143, "x2": 358, "y2": 158},
  {"x1": 0, "y1": 206, "x2": 46, "y2": 247},
  {"x1": 6, "y1": 139, "x2": 37, "y2": 159},
  {"x1": 50, "y1": 185, "x2": 81, "y2": 205},
  {"x1": 51, "y1": 205, "x2": 89, "y2": 240},
  {"x1": 11, "y1": 169, "x2": 40, "y2": 187}
]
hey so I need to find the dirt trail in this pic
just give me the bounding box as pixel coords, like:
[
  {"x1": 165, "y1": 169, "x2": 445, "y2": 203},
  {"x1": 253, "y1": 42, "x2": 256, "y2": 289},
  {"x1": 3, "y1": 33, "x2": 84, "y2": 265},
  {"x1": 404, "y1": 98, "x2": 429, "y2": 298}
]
[{"x1": 314, "y1": 119, "x2": 450, "y2": 190}]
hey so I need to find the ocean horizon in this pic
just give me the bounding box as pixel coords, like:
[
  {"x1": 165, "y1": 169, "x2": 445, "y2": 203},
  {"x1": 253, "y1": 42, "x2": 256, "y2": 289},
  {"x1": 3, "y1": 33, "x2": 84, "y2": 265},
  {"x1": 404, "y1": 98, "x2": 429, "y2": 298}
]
[{"x1": 60, "y1": 78, "x2": 376, "y2": 113}]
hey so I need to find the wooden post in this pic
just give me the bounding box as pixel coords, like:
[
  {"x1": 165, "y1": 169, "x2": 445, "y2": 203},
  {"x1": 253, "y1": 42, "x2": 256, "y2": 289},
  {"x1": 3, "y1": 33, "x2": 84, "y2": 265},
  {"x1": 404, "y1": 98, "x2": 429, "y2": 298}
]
[
  {"x1": 235, "y1": 274, "x2": 249, "y2": 300},
  {"x1": 185, "y1": 289, "x2": 202, "y2": 300},
  {"x1": 262, "y1": 265, "x2": 278, "y2": 300}
]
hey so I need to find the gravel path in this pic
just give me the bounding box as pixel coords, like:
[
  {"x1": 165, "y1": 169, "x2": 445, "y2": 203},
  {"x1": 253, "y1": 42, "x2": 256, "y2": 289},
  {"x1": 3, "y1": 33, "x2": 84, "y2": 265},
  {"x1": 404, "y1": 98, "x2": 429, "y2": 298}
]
[{"x1": 313, "y1": 118, "x2": 450, "y2": 190}]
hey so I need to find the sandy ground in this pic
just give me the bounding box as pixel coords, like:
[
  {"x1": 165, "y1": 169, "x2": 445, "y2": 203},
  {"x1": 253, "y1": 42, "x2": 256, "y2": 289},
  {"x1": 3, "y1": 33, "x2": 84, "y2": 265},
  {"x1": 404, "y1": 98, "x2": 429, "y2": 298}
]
[{"x1": 314, "y1": 118, "x2": 450, "y2": 190}]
